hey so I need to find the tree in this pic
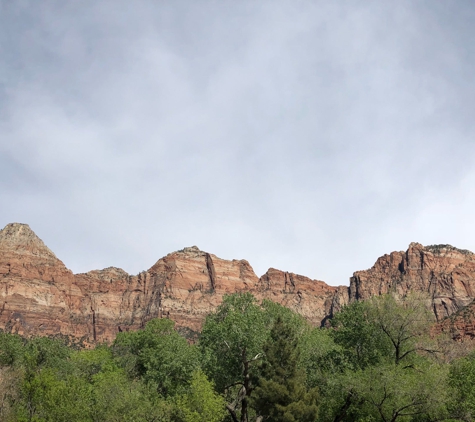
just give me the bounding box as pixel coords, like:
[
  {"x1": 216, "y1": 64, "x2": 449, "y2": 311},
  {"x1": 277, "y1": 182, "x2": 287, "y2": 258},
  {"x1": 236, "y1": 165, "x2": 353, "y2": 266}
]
[
  {"x1": 174, "y1": 370, "x2": 226, "y2": 422},
  {"x1": 18, "y1": 343, "x2": 172, "y2": 422},
  {"x1": 113, "y1": 318, "x2": 199, "y2": 397},
  {"x1": 318, "y1": 294, "x2": 448, "y2": 421},
  {"x1": 330, "y1": 300, "x2": 390, "y2": 370},
  {"x1": 0, "y1": 366, "x2": 20, "y2": 421},
  {"x1": 70, "y1": 345, "x2": 118, "y2": 382},
  {"x1": 251, "y1": 317, "x2": 319, "y2": 422},
  {"x1": 260, "y1": 300, "x2": 309, "y2": 336},
  {"x1": 16, "y1": 368, "x2": 92, "y2": 422},
  {"x1": 89, "y1": 369, "x2": 170, "y2": 422},
  {"x1": 0, "y1": 332, "x2": 24, "y2": 367},
  {"x1": 15, "y1": 336, "x2": 73, "y2": 422},
  {"x1": 369, "y1": 294, "x2": 435, "y2": 366},
  {"x1": 344, "y1": 362, "x2": 449, "y2": 422},
  {"x1": 330, "y1": 294, "x2": 435, "y2": 369},
  {"x1": 200, "y1": 293, "x2": 268, "y2": 422},
  {"x1": 448, "y1": 353, "x2": 475, "y2": 420}
]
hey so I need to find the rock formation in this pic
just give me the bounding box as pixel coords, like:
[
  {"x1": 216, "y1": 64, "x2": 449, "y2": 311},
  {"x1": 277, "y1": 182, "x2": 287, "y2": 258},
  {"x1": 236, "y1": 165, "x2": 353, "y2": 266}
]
[
  {"x1": 0, "y1": 223, "x2": 339, "y2": 343},
  {"x1": 348, "y1": 242, "x2": 475, "y2": 321},
  {"x1": 437, "y1": 302, "x2": 475, "y2": 340},
  {"x1": 1, "y1": 223, "x2": 475, "y2": 343}
]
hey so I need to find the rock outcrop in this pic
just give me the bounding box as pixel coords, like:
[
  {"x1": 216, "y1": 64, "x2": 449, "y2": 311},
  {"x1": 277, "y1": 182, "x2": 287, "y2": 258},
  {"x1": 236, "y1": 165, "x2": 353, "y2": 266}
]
[
  {"x1": 437, "y1": 302, "x2": 475, "y2": 340},
  {"x1": 0, "y1": 223, "x2": 79, "y2": 339},
  {"x1": 2, "y1": 223, "x2": 475, "y2": 342},
  {"x1": 255, "y1": 268, "x2": 337, "y2": 325},
  {"x1": 349, "y1": 242, "x2": 475, "y2": 321}
]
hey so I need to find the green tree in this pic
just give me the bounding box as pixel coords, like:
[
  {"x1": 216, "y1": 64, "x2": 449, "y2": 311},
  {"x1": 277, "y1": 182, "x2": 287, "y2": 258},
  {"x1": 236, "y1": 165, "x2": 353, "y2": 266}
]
[
  {"x1": 350, "y1": 362, "x2": 448, "y2": 421},
  {"x1": 70, "y1": 345, "x2": 118, "y2": 381},
  {"x1": 0, "y1": 332, "x2": 25, "y2": 367},
  {"x1": 330, "y1": 300, "x2": 390, "y2": 370},
  {"x1": 21, "y1": 336, "x2": 71, "y2": 374},
  {"x1": 113, "y1": 318, "x2": 199, "y2": 397},
  {"x1": 0, "y1": 366, "x2": 20, "y2": 421},
  {"x1": 318, "y1": 294, "x2": 448, "y2": 422},
  {"x1": 174, "y1": 370, "x2": 226, "y2": 422},
  {"x1": 369, "y1": 294, "x2": 435, "y2": 366},
  {"x1": 299, "y1": 326, "x2": 340, "y2": 390},
  {"x1": 15, "y1": 368, "x2": 92, "y2": 422},
  {"x1": 448, "y1": 353, "x2": 475, "y2": 420},
  {"x1": 260, "y1": 300, "x2": 309, "y2": 335},
  {"x1": 15, "y1": 336, "x2": 73, "y2": 421},
  {"x1": 330, "y1": 294, "x2": 435, "y2": 369},
  {"x1": 200, "y1": 293, "x2": 268, "y2": 422},
  {"x1": 8, "y1": 333, "x2": 176, "y2": 422},
  {"x1": 90, "y1": 369, "x2": 170, "y2": 422},
  {"x1": 251, "y1": 317, "x2": 319, "y2": 422}
]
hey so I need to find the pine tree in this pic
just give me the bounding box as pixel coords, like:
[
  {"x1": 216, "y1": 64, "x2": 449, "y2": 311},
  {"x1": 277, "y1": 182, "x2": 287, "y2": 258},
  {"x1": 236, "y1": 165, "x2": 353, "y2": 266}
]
[{"x1": 251, "y1": 317, "x2": 319, "y2": 422}]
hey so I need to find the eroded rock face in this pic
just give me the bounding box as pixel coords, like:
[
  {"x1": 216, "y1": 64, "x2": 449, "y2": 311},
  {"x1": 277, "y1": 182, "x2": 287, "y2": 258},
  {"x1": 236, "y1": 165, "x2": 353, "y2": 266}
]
[
  {"x1": 0, "y1": 223, "x2": 155, "y2": 343},
  {"x1": 145, "y1": 246, "x2": 260, "y2": 333},
  {"x1": 349, "y1": 242, "x2": 475, "y2": 321},
  {"x1": 0, "y1": 223, "x2": 79, "y2": 338},
  {"x1": 255, "y1": 268, "x2": 337, "y2": 325},
  {"x1": 0, "y1": 224, "x2": 340, "y2": 342},
  {"x1": 436, "y1": 302, "x2": 475, "y2": 340},
  {"x1": 2, "y1": 223, "x2": 475, "y2": 342}
]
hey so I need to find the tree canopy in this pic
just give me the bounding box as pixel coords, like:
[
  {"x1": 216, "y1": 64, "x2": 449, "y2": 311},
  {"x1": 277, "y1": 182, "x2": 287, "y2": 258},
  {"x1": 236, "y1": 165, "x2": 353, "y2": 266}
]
[{"x1": 0, "y1": 292, "x2": 473, "y2": 422}]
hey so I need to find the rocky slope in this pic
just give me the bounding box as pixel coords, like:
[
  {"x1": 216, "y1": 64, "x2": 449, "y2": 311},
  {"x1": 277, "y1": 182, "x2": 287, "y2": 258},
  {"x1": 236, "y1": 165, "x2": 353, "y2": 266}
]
[{"x1": 1, "y1": 223, "x2": 475, "y2": 343}]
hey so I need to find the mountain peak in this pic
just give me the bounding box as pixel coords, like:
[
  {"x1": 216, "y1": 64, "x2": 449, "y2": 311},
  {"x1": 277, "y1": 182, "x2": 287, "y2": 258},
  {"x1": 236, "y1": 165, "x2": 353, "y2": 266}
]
[
  {"x1": 0, "y1": 223, "x2": 58, "y2": 260},
  {"x1": 174, "y1": 245, "x2": 205, "y2": 257},
  {"x1": 424, "y1": 243, "x2": 474, "y2": 256}
]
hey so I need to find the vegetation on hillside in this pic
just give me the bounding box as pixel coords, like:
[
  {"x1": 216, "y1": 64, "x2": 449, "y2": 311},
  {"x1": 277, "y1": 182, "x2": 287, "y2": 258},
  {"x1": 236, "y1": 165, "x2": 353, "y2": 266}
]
[{"x1": 0, "y1": 292, "x2": 474, "y2": 421}]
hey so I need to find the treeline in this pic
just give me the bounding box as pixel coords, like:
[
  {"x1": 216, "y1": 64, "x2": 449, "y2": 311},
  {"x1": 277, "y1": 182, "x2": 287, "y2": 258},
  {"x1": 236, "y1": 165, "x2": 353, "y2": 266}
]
[{"x1": 0, "y1": 293, "x2": 475, "y2": 421}]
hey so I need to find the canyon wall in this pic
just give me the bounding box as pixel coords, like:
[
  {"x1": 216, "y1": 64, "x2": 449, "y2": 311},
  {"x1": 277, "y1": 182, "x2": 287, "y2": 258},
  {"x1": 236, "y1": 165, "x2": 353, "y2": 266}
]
[
  {"x1": 1, "y1": 222, "x2": 475, "y2": 343},
  {"x1": 0, "y1": 223, "x2": 338, "y2": 343},
  {"x1": 349, "y1": 242, "x2": 475, "y2": 318}
]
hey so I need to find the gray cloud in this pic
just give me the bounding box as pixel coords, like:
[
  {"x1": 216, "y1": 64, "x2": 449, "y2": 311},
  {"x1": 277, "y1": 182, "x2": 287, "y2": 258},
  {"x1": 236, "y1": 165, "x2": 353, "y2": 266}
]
[{"x1": 1, "y1": 0, "x2": 475, "y2": 284}]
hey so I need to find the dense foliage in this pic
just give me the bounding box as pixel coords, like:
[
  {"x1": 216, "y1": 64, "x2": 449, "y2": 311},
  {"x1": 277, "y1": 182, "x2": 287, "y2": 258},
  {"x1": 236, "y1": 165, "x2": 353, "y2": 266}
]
[{"x1": 0, "y1": 293, "x2": 474, "y2": 421}]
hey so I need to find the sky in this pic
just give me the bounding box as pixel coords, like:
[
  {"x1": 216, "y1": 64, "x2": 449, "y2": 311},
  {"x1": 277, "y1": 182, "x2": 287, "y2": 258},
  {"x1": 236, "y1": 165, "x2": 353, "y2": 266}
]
[{"x1": 1, "y1": 1, "x2": 475, "y2": 285}]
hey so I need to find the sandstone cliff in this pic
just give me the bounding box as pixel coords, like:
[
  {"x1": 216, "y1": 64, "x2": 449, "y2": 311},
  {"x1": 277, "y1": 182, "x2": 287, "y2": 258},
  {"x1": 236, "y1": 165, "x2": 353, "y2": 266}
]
[
  {"x1": 0, "y1": 223, "x2": 339, "y2": 342},
  {"x1": 1, "y1": 223, "x2": 475, "y2": 343},
  {"x1": 349, "y1": 242, "x2": 475, "y2": 321}
]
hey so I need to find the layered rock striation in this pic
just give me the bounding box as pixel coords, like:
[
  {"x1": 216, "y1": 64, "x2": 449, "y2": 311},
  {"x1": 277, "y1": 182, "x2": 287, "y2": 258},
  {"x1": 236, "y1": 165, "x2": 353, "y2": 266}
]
[
  {"x1": 0, "y1": 224, "x2": 339, "y2": 342},
  {"x1": 348, "y1": 242, "x2": 475, "y2": 321},
  {"x1": 2, "y1": 223, "x2": 475, "y2": 342}
]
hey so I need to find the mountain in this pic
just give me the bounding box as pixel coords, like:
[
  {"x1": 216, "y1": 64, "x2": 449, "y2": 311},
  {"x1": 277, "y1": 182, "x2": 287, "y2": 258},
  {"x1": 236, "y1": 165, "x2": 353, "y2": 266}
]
[{"x1": 0, "y1": 223, "x2": 474, "y2": 343}]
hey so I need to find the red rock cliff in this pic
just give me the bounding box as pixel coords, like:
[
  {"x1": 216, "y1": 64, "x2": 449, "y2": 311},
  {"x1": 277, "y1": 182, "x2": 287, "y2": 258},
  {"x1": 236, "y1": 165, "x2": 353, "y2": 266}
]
[
  {"x1": 349, "y1": 242, "x2": 475, "y2": 321},
  {"x1": 2, "y1": 223, "x2": 475, "y2": 342},
  {"x1": 0, "y1": 224, "x2": 340, "y2": 342}
]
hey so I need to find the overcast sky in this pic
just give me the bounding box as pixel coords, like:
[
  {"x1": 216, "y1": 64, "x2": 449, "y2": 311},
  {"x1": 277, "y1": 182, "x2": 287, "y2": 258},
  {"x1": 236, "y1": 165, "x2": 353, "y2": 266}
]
[{"x1": 1, "y1": 1, "x2": 474, "y2": 285}]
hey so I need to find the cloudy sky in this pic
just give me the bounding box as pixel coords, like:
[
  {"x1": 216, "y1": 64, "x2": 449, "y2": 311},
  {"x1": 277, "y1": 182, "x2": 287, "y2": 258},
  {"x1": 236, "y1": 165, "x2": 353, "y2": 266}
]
[{"x1": 1, "y1": 1, "x2": 474, "y2": 285}]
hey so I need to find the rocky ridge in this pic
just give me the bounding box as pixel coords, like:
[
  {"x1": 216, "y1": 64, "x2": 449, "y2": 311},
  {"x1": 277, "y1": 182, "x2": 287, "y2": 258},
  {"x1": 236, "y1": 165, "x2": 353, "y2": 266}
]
[
  {"x1": 348, "y1": 242, "x2": 475, "y2": 318},
  {"x1": 1, "y1": 223, "x2": 475, "y2": 342},
  {"x1": 0, "y1": 224, "x2": 338, "y2": 342}
]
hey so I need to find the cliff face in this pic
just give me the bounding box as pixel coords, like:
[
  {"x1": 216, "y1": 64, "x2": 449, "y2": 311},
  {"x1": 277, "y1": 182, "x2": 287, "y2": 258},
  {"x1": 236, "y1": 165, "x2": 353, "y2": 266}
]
[
  {"x1": 0, "y1": 223, "x2": 79, "y2": 339},
  {"x1": 145, "y1": 246, "x2": 260, "y2": 333},
  {"x1": 0, "y1": 224, "x2": 340, "y2": 342},
  {"x1": 255, "y1": 268, "x2": 338, "y2": 325},
  {"x1": 349, "y1": 242, "x2": 475, "y2": 321},
  {"x1": 1, "y1": 223, "x2": 475, "y2": 343}
]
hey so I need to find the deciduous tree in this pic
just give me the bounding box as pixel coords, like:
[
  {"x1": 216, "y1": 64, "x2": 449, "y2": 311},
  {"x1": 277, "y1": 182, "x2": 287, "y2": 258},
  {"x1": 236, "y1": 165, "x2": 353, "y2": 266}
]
[
  {"x1": 113, "y1": 318, "x2": 199, "y2": 396},
  {"x1": 200, "y1": 293, "x2": 267, "y2": 422}
]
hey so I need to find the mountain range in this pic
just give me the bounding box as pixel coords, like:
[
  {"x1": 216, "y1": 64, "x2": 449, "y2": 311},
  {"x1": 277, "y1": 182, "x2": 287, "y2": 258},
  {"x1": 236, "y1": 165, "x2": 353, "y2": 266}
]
[{"x1": 1, "y1": 222, "x2": 474, "y2": 344}]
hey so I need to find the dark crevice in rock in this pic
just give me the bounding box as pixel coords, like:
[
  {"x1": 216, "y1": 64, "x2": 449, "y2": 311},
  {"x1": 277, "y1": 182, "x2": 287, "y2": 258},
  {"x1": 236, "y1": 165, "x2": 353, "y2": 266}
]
[
  {"x1": 91, "y1": 308, "x2": 97, "y2": 341},
  {"x1": 205, "y1": 253, "x2": 216, "y2": 292}
]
